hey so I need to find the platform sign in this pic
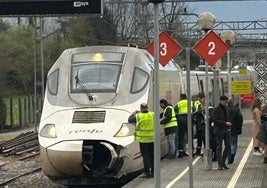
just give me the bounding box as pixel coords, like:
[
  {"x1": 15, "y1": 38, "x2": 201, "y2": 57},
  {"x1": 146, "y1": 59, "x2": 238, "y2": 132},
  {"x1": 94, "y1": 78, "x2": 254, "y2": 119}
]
[
  {"x1": 254, "y1": 60, "x2": 267, "y2": 76},
  {"x1": 231, "y1": 80, "x2": 251, "y2": 94},
  {"x1": 254, "y1": 78, "x2": 267, "y2": 94},
  {"x1": 0, "y1": 0, "x2": 103, "y2": 16},
  {"x1": 193, "y1": 30, "x2": 229, "y2": 66},
  {"x1": 146, "y1": 31, "x2": 183, "y2": 67},
  {"x1": 241, "y1": 93, "x2": 255, "y2": 105},
  {"x1": 254, "y1": 56, "x2": 267, "y2": 105}
]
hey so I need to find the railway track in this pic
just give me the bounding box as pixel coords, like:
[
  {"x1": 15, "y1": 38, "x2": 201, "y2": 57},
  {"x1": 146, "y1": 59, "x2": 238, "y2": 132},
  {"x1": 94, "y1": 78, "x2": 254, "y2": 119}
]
[
  {"x1": 0, "y1": 131, "x2": 41, "y2": 187},
  {"x1": 0, "y1": 152, "x2": 41, "y2": 187},
  {"x1": 0, "y1": 131, "x2": 39, "y2": 156}
]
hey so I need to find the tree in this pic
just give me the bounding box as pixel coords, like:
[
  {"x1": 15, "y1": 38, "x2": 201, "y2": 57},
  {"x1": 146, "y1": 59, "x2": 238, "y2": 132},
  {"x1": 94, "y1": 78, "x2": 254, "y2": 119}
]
[
  {"x1": 55, "y1": 8, "x2": 119, "y2": 47},
  {"x1": 0, "y1": 26, "x2": 35, "y2": 96},
  {"x1": 105, "y1": 1, "x2": 188, "y2": 47}
]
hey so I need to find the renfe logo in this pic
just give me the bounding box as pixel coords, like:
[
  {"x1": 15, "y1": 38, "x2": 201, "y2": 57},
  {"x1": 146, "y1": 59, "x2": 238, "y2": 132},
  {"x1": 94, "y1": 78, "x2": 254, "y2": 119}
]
[
  {"x1": 69, "y1": 129, "x2": 103, "y2": 134},
  {"x1": 73, "y1": 1, "x2": 89, "y2": 7}
]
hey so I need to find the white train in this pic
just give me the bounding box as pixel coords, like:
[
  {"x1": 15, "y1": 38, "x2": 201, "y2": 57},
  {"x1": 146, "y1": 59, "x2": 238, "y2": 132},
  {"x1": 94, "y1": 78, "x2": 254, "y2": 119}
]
[
  {"x1": 38, "y1": 44, "x2": 256, "y2": 186},
  {"x1": 38, "y1": 45, "x2": 183, "y2": 185},
  {"x1": 181, "y1": 66, "x2": 256, "y2": 105}
]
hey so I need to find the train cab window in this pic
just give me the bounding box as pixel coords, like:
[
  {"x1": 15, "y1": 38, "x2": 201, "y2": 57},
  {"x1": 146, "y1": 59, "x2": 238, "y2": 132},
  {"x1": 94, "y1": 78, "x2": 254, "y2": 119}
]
[
  {"x1": 130, "y1": 67, "x2": 149, "y2": 94},
  {"x1": 71, "y1": 64, "x2": 121, "y2": 93},
  {"x1": 47, "y1": 69, "x2": 59, "y2": 95},
  {"x1": 71, "y1": 52, "x2": 123, "y2": 93}
]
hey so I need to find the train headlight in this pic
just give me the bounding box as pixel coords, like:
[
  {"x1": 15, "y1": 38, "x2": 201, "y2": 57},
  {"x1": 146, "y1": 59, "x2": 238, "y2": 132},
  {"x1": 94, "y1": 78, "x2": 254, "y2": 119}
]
[
  {"x1": 114, "y1": 123, "x2": 135, "y2": 137},
  {"x1": 40, "y1": 124, "x2": 57, "y2": 138}
]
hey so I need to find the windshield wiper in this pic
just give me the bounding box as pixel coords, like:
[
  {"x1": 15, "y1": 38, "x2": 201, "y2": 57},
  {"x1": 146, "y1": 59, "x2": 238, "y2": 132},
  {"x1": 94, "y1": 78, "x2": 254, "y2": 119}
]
[{"x1": 75, "y1": 71, "x2": 94, "y2": 101}]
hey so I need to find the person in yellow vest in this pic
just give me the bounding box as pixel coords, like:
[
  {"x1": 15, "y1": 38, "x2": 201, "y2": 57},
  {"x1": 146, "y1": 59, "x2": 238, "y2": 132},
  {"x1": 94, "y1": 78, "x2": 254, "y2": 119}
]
[
  {"x1": 174, "y1": 93, "x2": 192, "y2": 158},
  {"x1": 128, "y1": 103, "x2": 154, "y2": 178},
  {"x1": 160, "y1": 99, "x2": 178, "y2": 159}
]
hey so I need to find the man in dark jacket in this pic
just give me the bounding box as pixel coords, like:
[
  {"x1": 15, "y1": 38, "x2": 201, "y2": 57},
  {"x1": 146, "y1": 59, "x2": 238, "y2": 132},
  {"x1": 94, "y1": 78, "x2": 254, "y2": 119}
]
[
  {"x1": 213, "y1": 95, "x2": 232, "y2": 170},
  {"x1": 160, "y1": 99, "x2": 178, "y2": 158}
]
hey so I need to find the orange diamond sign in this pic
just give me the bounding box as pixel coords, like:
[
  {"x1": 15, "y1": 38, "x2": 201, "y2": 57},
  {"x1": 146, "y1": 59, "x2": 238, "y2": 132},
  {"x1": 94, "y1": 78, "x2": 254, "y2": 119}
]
[
  {"x1": 146, "y1": 31, "x2": 183, "y2": 67},
  {"x1": 193, "y1": 30, "x2": 229, "y2": 66}
]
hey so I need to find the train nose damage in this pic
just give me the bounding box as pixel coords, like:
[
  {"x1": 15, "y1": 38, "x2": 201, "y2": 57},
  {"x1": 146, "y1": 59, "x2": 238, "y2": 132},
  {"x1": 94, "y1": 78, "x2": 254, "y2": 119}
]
[{"x1": 82, "y1": 141, "x2": 124, "y2": 177}]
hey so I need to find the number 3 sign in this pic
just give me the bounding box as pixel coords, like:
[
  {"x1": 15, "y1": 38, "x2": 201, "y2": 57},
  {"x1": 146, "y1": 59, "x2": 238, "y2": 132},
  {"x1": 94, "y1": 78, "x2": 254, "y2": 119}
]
[
  {"x1": 146, "y1": 31, "x2": 183, "y2": 67},
  {"x1": 193, "y1": 30, "x2": 229, "y2": 66}
]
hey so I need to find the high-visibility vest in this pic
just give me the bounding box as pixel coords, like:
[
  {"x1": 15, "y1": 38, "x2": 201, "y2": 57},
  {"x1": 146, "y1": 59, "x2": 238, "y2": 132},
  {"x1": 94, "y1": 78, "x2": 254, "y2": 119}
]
[
  {"x1": 177, "y1": 100, "x2": 188, "y2": 114},
  {"x1": 135, "y1": 112, "x2": 154, "y2": 143},
  {"x1": 194, "y1": 100, "x2": 201, "y2": 112},
  {"x1": 163, "y1": 106, "x2": 177, "y2": 128}
]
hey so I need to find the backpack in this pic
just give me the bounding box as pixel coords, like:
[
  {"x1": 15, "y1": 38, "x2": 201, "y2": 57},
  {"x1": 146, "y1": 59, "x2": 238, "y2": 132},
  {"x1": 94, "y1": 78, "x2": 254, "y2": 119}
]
[{"x1": 234, "y1": 104, "x2": 243, "y2": 134}]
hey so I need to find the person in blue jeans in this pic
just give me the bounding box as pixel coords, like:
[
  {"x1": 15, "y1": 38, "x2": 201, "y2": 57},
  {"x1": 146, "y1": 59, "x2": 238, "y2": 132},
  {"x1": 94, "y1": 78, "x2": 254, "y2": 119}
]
[
  {"x1": 227, "y1": 101, "x2": 243, "y2": 164},
  {"x1": 160, "y1": 99, "x2": 178, "y2": 158}
]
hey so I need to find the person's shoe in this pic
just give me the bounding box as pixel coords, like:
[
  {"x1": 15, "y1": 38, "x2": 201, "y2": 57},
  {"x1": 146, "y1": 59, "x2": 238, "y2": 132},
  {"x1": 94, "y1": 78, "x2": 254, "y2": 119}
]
[
  {"x1": 222, "y1": 164, "x2": 229, "y2": 169},
  {"x1": 177, "y1": 153, "x2": 183, "y2": 158},
  {"x1": 165, "y1": 154, "x2": 176, "y2": 159},
  {"x1": 140, "y1": 173, "x2": 153, "y2": 178},
  {"x1": 253, "y1": 150, "x2": 263, "y2": 156},
  {"x1": 183, "y1": 152, "x2": 189, "y2": 157},
  {"x1": 228, "y1": 154, "x2": 235, "y2": 164}
]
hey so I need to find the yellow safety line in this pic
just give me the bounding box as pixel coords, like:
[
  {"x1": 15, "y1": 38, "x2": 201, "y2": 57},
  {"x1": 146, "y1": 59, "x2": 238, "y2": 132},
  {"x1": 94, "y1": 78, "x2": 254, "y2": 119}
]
[
  {"x1": 165, "y1": 156, "x2": 201, "y2": 188},
  {"x1": 227, "y1": 138, "x2": 253, "y2": 188}
]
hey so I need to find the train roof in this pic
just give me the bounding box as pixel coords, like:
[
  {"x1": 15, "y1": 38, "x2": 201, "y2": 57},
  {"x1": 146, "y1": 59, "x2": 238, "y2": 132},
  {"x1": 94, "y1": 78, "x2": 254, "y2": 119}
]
[
  {"x1": 55, "y1": 45, "x2": 182, "y2": 73},
  {"x1": 181, "y1": 70, "x2": 213, "y2": 76}
]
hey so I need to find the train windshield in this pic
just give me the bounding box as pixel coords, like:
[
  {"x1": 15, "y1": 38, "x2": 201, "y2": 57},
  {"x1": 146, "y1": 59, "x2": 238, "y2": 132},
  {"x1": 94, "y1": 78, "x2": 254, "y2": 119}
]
[{"x1": 71, "y1": 52, "x2": 123, "y2": 93}]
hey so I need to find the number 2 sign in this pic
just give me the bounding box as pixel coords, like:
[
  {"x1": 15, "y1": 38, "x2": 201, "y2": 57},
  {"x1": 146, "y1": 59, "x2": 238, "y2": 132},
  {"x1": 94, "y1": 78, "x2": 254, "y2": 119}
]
[
  {"x1": 146, "y1": 31, "x2": 183, "y2": 67},
  {"x1": 193, "y1": 30, "x2": 229, "y2": 66}
]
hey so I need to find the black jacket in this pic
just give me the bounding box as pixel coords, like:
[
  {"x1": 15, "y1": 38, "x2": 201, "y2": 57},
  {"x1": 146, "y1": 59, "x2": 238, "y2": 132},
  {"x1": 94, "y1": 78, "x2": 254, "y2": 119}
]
[
  {"x1": 213, "y1": 103, "x2": 231, "y2": 136},
  {"x1": 228, "y1": 103, "x2": 243, "y2": 136}
]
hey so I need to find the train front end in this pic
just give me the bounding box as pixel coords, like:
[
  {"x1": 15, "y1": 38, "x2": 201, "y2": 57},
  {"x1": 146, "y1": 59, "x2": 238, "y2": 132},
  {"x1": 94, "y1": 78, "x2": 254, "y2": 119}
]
[{"x1": 38, "y1": 46, "x2": 153, "y2": 185}]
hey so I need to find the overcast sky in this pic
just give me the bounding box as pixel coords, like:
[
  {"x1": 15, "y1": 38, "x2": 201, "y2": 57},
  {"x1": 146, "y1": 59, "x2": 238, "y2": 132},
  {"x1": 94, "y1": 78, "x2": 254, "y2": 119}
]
[{"x1": 186, "y1": 1, "x2": 267, "y2": 22}]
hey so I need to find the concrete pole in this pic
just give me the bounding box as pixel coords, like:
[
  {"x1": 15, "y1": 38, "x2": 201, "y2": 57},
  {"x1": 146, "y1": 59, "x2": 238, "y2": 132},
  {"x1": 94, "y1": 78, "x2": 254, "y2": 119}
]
[
  {"x1": 204, "y1": 61, "x2": 212, "y2": 170},
  {"x1": 213, "y1": 60, "x2": 221, "y2": 106},
  {"x1": 227, "y1": 50, "x2": 231, "y2": 99},
  {"x1": 40, "y1": 17, "x2": 44, "y2": 98},
  {"x1": 34, "y1": 17, "x2": 37, "y2": 133},
  {"x1": 186, "y1": 47, "x2": 194, "y2": 188},
  {"x1": 153, "y1": 4, "x2": 160, "y2": 188}
]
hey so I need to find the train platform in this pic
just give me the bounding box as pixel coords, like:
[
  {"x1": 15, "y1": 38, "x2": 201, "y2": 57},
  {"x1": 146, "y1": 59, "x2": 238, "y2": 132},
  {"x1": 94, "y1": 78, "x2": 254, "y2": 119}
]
[{"x1": 123, "y1": 110, "x2": 267, "y2": 188}]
